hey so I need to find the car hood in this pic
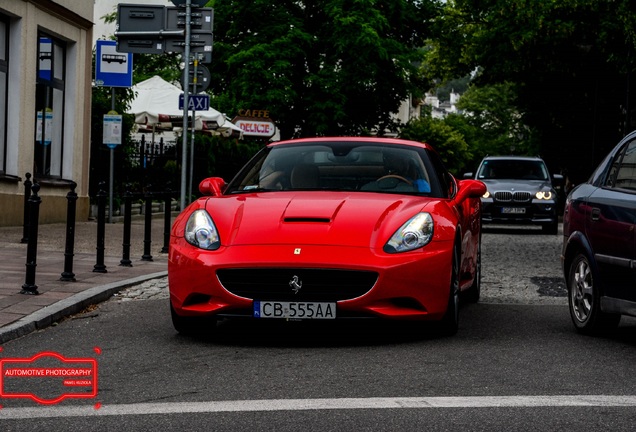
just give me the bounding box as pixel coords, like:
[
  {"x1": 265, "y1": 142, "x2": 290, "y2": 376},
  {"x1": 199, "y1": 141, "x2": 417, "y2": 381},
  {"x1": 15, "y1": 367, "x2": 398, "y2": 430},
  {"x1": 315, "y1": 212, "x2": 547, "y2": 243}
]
[
  {"x1": 481, "y1": 179, "x2": 554, "y2": 192},
  {"x1": 200, "y1": 192, "x2": 439, "y2": 248}
]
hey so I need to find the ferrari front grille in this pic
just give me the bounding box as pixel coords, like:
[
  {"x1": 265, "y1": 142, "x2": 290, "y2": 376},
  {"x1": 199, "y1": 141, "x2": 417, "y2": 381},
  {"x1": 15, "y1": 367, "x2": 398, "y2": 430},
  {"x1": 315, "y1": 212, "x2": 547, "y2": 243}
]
[{"x1": 216, "y1": 268, "x2": 378, "y2": 302}]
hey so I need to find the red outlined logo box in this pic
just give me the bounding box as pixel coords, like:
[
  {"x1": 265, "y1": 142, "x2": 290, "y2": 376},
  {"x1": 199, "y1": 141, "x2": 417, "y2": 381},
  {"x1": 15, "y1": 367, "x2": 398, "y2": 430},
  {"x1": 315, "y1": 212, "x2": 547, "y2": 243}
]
[{"x1": 0, "y1": 351, "x2": 98, "y2": 405}]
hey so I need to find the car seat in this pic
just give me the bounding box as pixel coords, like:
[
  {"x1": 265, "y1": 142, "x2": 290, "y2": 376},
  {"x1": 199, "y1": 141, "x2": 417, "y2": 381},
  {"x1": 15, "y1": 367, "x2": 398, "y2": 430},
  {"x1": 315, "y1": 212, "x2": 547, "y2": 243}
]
[{"x1": 290, "y1": 164, "x2": 320, "y2": 189}]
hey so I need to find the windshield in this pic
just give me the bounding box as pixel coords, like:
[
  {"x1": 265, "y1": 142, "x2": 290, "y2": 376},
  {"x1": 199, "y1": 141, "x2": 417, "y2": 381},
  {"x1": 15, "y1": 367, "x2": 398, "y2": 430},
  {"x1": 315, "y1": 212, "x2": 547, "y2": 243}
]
[
  {"x1": 224, "y1": 141, "x2": 446, "y2": 197},
  {"x1": 477, "y1": 159, "x2": 549, "y2": 181}
]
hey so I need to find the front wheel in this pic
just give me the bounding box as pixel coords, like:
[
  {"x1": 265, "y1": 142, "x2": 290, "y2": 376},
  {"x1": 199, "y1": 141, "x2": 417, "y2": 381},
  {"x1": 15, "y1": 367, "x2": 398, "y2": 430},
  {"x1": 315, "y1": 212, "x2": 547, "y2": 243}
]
[
  {"x1": 463, "y1": 238, "x2": 481, "y2": 303},
  {"x1": 437, "y1": 243, "x2": 460, "y2": 336},
  {"x1": 567, "y1": 253, "x2": 620, "y2": 334}
]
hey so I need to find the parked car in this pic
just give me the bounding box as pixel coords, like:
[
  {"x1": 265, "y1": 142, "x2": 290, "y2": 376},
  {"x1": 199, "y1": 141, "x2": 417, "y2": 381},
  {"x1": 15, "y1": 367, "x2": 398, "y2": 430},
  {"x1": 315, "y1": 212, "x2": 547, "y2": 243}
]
[
  {"x1": 562, "y1": 130, "x2": 636, "y2": 334},
  {"x1": 168, "y1": 137, "x2": 487, "y2": 337},
  {"x1": 464, "y1": 156, "x2": 561, "y2": 234}
]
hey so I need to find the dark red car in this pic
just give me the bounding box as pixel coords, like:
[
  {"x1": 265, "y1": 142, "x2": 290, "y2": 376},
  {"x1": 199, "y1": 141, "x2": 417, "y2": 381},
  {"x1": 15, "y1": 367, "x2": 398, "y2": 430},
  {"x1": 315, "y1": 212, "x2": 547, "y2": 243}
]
[
  {"x1": 562, "y1": 130, "x2": 636, "y2": 334},
  {"x1": 168, "y1": 137, "x2": 486, "y2": 336}
]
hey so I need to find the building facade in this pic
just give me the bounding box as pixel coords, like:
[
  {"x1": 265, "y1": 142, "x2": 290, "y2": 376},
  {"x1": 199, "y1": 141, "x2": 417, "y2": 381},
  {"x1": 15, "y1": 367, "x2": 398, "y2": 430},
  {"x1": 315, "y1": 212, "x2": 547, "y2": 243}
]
[{"x1": 0, "y1": 0, "x2": 93, "y2": 226}]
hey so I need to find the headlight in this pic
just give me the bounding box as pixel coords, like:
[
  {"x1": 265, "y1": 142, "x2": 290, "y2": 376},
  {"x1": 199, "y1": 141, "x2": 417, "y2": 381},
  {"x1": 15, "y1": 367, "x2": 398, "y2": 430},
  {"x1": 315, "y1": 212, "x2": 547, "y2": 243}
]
[
  {"x1": 184, "y1": 209, "x2": 221, "y2": 250},
  {"x1": 535, "y1": 191, "x2": 553, "y2": 200},
  {"x1": 384, "y1": 212, "x2": 434, "y2": 253},
  {"x1": 482, "y1": 191, "x2": 491, "y2": 199}
]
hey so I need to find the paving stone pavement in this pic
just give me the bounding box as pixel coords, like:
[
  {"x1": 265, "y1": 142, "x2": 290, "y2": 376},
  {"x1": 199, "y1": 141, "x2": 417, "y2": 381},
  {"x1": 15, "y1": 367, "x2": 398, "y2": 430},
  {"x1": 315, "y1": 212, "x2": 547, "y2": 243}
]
[{"x1": 114, "y1": 276, "x2": 169, "y2": 301}]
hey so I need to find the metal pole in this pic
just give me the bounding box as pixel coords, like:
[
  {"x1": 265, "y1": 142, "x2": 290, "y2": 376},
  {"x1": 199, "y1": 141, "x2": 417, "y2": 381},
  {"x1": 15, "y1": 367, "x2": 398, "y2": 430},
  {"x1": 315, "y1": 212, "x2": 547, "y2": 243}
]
[
  {"x1": 161, "y1": 188, "x2": 172, "y2": 253},
  {"x1": 188, "y1": 56, "x2": 198, "y2": 201},
  {"x1": 21, "y1": 172, "x2": 32, "y2": 243},
  {"x1": 109, "y1": 147, "x2": 114, "y2": 223},
  {"x1": 60, "y1": 182, "x2": 78, "y2": 281},
  {"x1": 93, "y1": 183, "x2": 108, "y2": 273},
  {"x1": 180, "y1": 0, "x2": 192, "y2": 211},
  {"x1": 142, "y1": 187, "x2": 154, "y2": 262},
  {"x1": 21, "y1": 183, "x2": 41, "y2": 295},
  {"x1": 109, "y1": 88, "x2": 115, "y2": 223},
  {"x1": 120, "y1": 189, "x2": 133, "y2": 267}
]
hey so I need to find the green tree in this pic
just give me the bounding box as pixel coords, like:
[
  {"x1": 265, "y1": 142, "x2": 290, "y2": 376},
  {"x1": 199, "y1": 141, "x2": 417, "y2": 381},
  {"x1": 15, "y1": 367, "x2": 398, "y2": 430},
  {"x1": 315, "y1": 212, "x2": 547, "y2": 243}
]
[
  {"x1": 455, "y1": 82, "x2": 539, "y2": 158},
  {"x1": 400, "y1": 110, "x2": 471, "y2": 174},
  {"x1": 209, "y1": 0, "x2": 439, "y2": 139},
  {"x1": 426, "y1": 0, "x2": 636, "y2": 182},
  {"x1": 433, "y1": 74, "x2": 471, "y2": 102}
]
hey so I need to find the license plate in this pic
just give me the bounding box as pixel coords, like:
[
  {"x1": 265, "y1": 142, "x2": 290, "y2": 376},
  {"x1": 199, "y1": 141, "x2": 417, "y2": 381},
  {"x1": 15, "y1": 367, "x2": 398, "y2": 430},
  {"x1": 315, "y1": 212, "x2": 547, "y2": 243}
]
[
  {"x1": 254, "y1": 301, "x2": 336, "y2": 319},
  {"x1": 502, "y1": 207, "x2": 526, "y2": 214}
]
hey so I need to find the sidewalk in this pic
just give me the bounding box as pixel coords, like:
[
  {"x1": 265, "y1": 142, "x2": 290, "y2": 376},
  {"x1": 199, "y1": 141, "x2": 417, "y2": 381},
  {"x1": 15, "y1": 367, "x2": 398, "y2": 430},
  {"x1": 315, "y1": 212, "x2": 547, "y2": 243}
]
[{"x1": 0, "y1": 216, "x2": 172, "y2": 343}]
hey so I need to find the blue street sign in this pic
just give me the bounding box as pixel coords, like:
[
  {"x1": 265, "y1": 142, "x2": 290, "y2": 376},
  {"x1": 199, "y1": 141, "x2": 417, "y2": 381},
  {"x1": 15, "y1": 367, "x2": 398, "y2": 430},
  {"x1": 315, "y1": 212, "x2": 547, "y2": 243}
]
[
  {"x1": 95, "y1": 40, "x2": 133, "y2": 88},
  {"x1": 179, "y1": 94, "x2": 210, "y2": 111}
]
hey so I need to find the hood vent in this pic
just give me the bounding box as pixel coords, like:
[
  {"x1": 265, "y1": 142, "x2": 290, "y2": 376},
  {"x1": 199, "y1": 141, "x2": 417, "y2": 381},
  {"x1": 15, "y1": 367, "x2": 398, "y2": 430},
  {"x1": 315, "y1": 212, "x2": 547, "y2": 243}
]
[{"x1": 284, "y1": 217, "x2": 331, "y2": 223}]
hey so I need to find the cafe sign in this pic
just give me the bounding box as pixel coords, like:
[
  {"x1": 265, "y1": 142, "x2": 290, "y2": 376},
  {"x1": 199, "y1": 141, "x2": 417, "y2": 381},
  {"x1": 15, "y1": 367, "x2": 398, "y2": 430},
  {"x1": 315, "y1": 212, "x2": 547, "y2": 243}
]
[
  {"x1": 234, "y1": 119, "x2": 275, "y2": 137},
  {"x1": 233, "y1": 109, "x2": 276, "y2": 138}
]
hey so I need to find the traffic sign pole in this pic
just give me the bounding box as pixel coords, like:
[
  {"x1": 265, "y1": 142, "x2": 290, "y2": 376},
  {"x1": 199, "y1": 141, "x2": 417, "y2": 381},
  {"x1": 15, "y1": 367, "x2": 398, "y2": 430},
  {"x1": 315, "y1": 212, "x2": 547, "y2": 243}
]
[
  {"x1": 115, "y1": 0, "x2": 214, "y2": 211},
  {"x1": 188, "y1": 57, "x2": 198, "y2": 202},
  {"x1": 110, "y1": 91, "x2": 115, "y2": 224},
  {"x1": 180, "y1": 0, "x2": 192, "y2": 211}
]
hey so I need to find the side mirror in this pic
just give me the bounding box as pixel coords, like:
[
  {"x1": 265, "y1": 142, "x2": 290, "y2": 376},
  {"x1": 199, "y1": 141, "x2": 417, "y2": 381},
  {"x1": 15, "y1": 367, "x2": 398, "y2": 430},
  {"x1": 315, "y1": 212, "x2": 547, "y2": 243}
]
[
  {"x1": 199, "y1": 177, "x2": 226, "y2": 196},
  {"x1": 455, "y1": 179, "x2": 487, "y2": 202}
]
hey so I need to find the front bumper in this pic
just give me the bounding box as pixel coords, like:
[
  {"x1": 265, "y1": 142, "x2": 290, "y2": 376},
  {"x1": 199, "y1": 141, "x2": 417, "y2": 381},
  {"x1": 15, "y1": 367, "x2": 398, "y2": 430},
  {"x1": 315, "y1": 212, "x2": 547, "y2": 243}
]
[
  {"x1": 168, "y1": 238, "x2": 454, "y2": 321},
  {"x1": 481, "y1": 199, "x2": 558, "y2": 225}
]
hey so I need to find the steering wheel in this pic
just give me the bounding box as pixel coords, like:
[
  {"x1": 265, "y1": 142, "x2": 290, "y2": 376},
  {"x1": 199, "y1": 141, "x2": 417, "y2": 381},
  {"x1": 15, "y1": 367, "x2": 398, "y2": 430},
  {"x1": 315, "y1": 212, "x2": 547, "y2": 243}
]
[{"x1": 376, "y1": 174, "x2": 412, "y2": 185}]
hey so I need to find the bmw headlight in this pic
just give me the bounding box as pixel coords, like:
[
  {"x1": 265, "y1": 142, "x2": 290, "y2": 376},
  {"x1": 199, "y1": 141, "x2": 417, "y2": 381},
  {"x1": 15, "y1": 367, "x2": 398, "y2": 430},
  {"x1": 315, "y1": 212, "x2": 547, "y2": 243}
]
[
  {"x1": 535, "y1": 191, "x2": 553, "y2": 200},
  {"x1": 184, "y1": 209, "x2": 221, "y2": 250},
  {"x1": 384, "y1": 212, "x2": 434, "y2": 253},
  {"x1": 482, "y1": 191, "x2": 491, "y2": 199}
]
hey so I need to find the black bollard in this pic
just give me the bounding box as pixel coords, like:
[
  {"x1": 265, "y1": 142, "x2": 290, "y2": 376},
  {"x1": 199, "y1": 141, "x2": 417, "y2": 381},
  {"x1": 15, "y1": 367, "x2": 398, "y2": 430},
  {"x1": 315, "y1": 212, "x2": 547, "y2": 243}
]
[
  {"x1": 21, "y1": 183, "x2": 41, "y2": 295},
  {"x1": 161, "y1": 188, "x2": 171, "y2": 253},
  {"x1": 93, "y1": 183, "x2": 107, "y2": 273},
  {"x1": 60, "y1": 182, "x2": 78, "y2": 281},
  {"x1": 20, "y1": 173, "x2": 32, "y2": 243},
  {"x1": 141, "y1": 187, "x2": 153, "y2": 261},
  {"x1": 120, "y1": 190, "x2": 133, "y2": 267}
]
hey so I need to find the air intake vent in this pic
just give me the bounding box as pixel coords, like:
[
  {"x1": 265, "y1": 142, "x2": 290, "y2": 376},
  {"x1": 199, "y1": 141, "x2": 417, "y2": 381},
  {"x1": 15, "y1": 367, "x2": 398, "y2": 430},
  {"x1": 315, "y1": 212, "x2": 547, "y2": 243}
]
[
  {"x1": 217, "y1": 268, "x2": 378, "y2": 302},
  {"x1": 284, "y1": 217, "x2": 331, "y2": 223}
]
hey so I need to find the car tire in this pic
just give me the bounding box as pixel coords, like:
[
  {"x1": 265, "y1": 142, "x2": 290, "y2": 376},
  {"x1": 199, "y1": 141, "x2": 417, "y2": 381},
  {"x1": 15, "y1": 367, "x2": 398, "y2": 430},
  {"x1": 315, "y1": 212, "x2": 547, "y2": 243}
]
[
  {"x1": 463, "y1": 237, "x2": 481, "y2": 303},
  {"x1": 437, "y1": 242, "x2": 460, "y2": 336},
  {"x1": 567, "y1": 253, "x2": 621, "y2": 334},
  {"x1": 170, "y1": 301, "x2": 217, "y2": 336},
  {"x1": 542, "y1": 221, "x2": 558, "y2": 235}
]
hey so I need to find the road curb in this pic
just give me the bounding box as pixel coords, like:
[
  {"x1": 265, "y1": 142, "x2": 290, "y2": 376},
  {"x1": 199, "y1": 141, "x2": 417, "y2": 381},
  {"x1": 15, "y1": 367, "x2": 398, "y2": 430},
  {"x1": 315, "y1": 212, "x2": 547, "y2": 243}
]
[{"x1": 0, "y1": 271, "x2": 168, "y2": 344}]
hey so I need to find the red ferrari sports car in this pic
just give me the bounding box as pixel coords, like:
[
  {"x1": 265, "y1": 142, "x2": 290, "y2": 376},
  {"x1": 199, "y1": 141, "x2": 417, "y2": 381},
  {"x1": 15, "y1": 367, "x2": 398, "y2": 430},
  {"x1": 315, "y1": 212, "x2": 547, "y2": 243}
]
[{"x1": 168, "y1": 137, "x2": 486, "y2": 336}]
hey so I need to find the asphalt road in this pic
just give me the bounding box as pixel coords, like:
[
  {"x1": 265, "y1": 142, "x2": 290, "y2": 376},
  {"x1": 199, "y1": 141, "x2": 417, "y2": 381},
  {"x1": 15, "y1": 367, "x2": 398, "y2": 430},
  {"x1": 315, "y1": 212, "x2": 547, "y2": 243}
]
[{"x1": 2, "y1": 225, "x2": 636, "y2": 431}]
